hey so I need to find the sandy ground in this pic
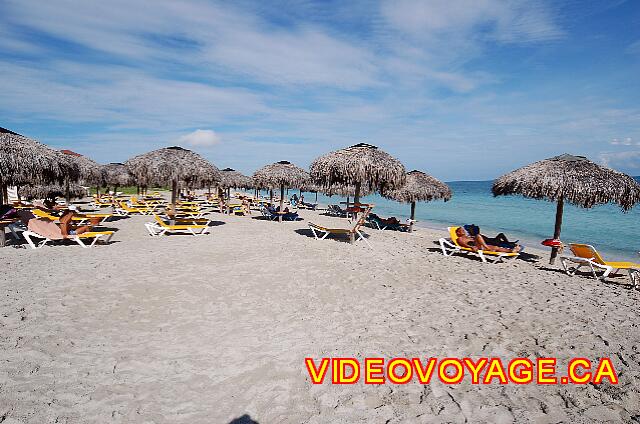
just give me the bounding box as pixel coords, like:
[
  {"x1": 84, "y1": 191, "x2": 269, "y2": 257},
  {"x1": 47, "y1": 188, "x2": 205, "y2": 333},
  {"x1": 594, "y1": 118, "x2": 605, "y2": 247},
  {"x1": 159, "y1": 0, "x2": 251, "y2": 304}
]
[{"x1": 1, "y1": 202, "x2": 639, "y2": 423}]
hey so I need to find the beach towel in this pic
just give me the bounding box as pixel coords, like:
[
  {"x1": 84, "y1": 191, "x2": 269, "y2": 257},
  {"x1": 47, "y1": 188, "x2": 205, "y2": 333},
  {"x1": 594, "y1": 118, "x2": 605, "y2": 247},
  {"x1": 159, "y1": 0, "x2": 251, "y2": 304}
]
[{"x1": 27, "y1": 218, "x2": 64, "y2": 240}]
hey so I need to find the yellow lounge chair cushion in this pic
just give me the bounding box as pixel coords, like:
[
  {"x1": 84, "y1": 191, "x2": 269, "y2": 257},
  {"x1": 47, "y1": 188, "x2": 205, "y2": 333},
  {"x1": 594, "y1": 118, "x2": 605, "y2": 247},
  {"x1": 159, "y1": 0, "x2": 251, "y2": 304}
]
[
  {"x1": 570, "y1": 244, "x2": 640, "y2": 269},
  {"x1": 603, "y1": 261, "x2": 640, "y2": 270},
  {"x1": 308, "y1": 223, "x2": 352, "y2": 234},
  {"x1": 77, "y1": 231, "x2": 114, "y2": 238},
  {"x1": 154, "y1": 215, "x2": 205, "y2": 230}
]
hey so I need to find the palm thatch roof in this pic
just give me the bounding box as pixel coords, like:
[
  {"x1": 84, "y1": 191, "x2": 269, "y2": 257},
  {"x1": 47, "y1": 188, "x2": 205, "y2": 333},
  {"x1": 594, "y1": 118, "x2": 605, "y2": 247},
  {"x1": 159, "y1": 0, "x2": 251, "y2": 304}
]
[
  {"x1": 299, "y1": 182, "x2": 321, "y2": 193},
  {"x1": 124, "y1": 146, "x2": 220, "y2": 187},
  {"x1": 220, "y1": 168, "x2": 253, "y2": 189},
  {"x1": 310, "y1": 143, "x2": 406, "y2": 192},
  {"x1": 321, "y1": 183, "x2": 373, "y2": 197},
  {"x1": 61, "y1": 150, "x2": 104, "y2": 185},
  {"x1": 19, "y1": 183, "x2": 86, "y2": 200},
  {"x1": 103, "y1": 163, "x2": 133, "y2": 187},
  {"x1": 0, "y1": 127, "x2": 80, "y2": 186},
  {"x1": 492, "y1": 154, "x2": 640, "y2": 210},
  {"x1": 252, "y1": 161, "x2": 309, "y2": 189},
  {"x1": 383, "y1": 170, "x2": 452, "y2": 203}
]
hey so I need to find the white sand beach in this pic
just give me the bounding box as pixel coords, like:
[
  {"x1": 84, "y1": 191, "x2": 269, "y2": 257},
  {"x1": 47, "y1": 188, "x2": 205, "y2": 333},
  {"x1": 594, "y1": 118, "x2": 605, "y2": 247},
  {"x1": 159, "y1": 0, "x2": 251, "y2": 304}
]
[{"x1": 2, "y1": 206, "x2": 639, "y2": 423}]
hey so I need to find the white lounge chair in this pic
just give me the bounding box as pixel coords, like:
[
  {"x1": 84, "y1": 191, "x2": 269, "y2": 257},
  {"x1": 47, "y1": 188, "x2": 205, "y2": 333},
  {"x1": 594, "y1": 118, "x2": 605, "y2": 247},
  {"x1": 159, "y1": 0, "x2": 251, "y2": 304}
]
[
  {"x1": 144, "y1": 215, "x2": 210, "y2": 237},
  {"x1": 308, "y1": 207, "x2": 372, "y2": 247},
  {"x1": 22, "y1": 230, "x2": 115, "y2": 249},
  {"x1": 561, "y1": 243, "x2": 640, "y2": 287},
  {"x1": 439, "y1": 226, "x2": 519, "y2": 263}
]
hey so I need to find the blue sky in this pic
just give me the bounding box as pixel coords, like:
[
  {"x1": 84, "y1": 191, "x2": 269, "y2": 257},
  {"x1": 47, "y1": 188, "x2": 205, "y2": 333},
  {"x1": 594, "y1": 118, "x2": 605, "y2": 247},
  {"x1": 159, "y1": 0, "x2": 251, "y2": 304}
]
[{"x1": 1, "y1": 0, "x2": 639, "y2": 180}]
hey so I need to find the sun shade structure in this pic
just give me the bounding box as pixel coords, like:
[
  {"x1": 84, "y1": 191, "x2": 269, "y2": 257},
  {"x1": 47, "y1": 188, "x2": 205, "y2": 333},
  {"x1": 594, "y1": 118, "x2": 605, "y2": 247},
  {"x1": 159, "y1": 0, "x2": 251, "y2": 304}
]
[
  {"x1": 0, "y1": 127, "x2": 80, "y2": 203},
  {"x1": 219, "y1": 168, "x2": 253, "y2": 200},
  {"x1": 321, "y1": 183, "x2": 372, "y2": 198},
  {"x1": 310, "y1": 143, "x2": 406, "y2": 204},
  {"x1": 125, "y1": 146, "x2": 220, "y2": 206},
  {"x1": 253, "y1": 161, "x2": 308, "y2": 222},
  {"x1": 19, "y1": 183, "x2": 86, "y2": 200},
  {"x1": 493, "y1": 153, "x2": 640, "y2": 264},
  {"x1": 220, "y1": 168, "x2": 253, "y2": 189},
  {"x1": 102, "y1": 163, "x2": 133, "y2": 193},
  {"x1": 382, "y1": 170, "x2": 452, "y2": 232},
  {"x1": 61, "y1": 150, "x2": 104, "y2": 203},
  {"x1": 62, "y1": 151, "x2": 103, "y2": 185}
]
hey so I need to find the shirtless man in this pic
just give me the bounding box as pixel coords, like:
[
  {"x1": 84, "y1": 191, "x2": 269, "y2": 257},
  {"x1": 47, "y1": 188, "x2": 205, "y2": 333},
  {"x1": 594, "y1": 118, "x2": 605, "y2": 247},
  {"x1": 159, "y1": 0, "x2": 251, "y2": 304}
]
[
  {"x1": 455, "y1": 227, "x2": 520, "y2": 253},
  {"x1": 16, "y1": 209, "x2": 95, "y2": 240}
]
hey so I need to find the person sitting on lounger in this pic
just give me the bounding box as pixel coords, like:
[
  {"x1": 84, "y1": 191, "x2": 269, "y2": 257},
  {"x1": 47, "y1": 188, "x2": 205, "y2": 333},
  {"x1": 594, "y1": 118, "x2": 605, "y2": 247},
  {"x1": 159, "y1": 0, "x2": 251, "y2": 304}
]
[
  {"x1": 17, "y1": 209, "x2": 96, "y2": 239},
  {"x1": 455, "y1": 227, "x2": 520, "y2": 253},
  {"x1": 274, "y1": 205, "x2": 298, "y2": 220},
  {"x1": 58, "y1": 210, "x2": 99, "y2": 236}
]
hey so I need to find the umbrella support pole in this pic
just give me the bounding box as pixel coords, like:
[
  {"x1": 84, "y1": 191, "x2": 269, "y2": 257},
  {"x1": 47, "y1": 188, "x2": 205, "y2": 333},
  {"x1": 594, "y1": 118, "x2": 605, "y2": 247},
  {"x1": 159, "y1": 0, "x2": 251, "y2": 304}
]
[
  {"x1": 409, "y1": 201, "x2": 416, "y2": 233},
  {"x1": 64, "y1": 178, "x2": 70, "y2": 206},
  {"x1": 279, "y1": 185, "x2": 284, "y2": 222},
  {"x1": 550, "y1": 197, "x2": 564, "y2": 265},
  {"x1": 169, "y1": 179, "x2": 178, "y2": 225},
  {"x1": 354, "y1": 183, "x2": 361, "y2": 205}
]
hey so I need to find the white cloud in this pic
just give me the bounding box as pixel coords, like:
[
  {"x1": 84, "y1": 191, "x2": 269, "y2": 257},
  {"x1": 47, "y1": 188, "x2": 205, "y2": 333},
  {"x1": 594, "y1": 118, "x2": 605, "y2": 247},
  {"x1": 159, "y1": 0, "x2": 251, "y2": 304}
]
[
  {"x1": 3, "y1": 0, "x2": 638, "y2": 180},
  {"x1": 610, "y1": 137, "x2": 638, "y2": 146},
  {"x1": 599, "y1": 151, "x2": 640, "y2": 171},
  {"x1": 178, "y1": 129, "x2": 221, "y2": 147},
  {"x1": 380, "y1": 0, "x2": 563, "y2": 44}
]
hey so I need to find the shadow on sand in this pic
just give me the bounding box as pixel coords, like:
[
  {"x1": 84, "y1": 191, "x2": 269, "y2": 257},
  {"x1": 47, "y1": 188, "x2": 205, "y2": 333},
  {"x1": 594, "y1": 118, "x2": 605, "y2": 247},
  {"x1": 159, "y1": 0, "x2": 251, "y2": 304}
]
[
  {"x1": 294, "y1": 228, "x2": 371, "y2": 245},
  {"x1": 228, "y1": 414, "x2": 259, "y2": 424},
  {"x1": 537, "y1": 266, "x2": 637, "y2": 289}
]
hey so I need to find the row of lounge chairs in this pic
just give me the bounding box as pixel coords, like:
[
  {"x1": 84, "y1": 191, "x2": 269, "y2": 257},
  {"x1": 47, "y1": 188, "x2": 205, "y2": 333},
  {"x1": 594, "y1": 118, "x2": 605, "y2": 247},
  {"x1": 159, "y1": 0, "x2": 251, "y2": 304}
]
[{"x1": 11, "y1": 194, "x2": 639, "y2": 290}]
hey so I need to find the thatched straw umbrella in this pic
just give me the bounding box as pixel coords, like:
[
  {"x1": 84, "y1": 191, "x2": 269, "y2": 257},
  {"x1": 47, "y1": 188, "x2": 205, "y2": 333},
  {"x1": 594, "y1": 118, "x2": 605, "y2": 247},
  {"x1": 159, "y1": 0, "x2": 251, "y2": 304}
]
[
  {"x1": 493, "y1": 154, "x2": 640, "y2": 264},
  {"x1": 61, "y1": 150, "x2": 104, "y2": 203},
  {"x1": 310, "y1": 143, "x2": 406, "y2": 204},
  {"x1": 253, "y1": 161, "x2": 308, "y2": 222},
  {"x1": 125, "y1": 146, "x2": 220, "y2": 207},
  {"x1": 220, "y1": 168, "x2": 253, "y2": 199},
  {"x1": 382, "y1": 170, "x2": 452, "y2": 232},
  {"x1": 19, "y1": 183, "x2": 87, "y2": 201},
  {"x1": 0, "y1": 127, "x2": 79, "y2": 203},
  {"x1": 102, "y1": 163, "x2": 133, "y2": 195},
  {"x1": 299, "y1": 182, "x2": 320, "y2": 203}
]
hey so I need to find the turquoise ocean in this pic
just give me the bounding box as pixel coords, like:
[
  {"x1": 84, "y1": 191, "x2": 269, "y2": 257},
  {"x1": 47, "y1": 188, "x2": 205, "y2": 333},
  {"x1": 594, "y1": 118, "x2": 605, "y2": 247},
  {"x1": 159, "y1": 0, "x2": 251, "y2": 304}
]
[{"x1": 292, "y1": 178, "x2": 640, "y2": 262}]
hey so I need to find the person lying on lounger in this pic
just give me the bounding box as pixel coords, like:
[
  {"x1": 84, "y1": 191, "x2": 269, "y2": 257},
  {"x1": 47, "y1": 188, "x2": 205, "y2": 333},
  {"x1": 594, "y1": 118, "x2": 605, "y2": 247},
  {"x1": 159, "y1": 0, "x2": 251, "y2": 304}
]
[
  {"x1": 463, "y1": 224, "x2": 520, "y2": 249},
  {"x1": 455, "y1": 227, "x2": 521, "y2": 253},
  {"x1": 370, "y1": 213, "x2": 402, "y2": 226}
]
